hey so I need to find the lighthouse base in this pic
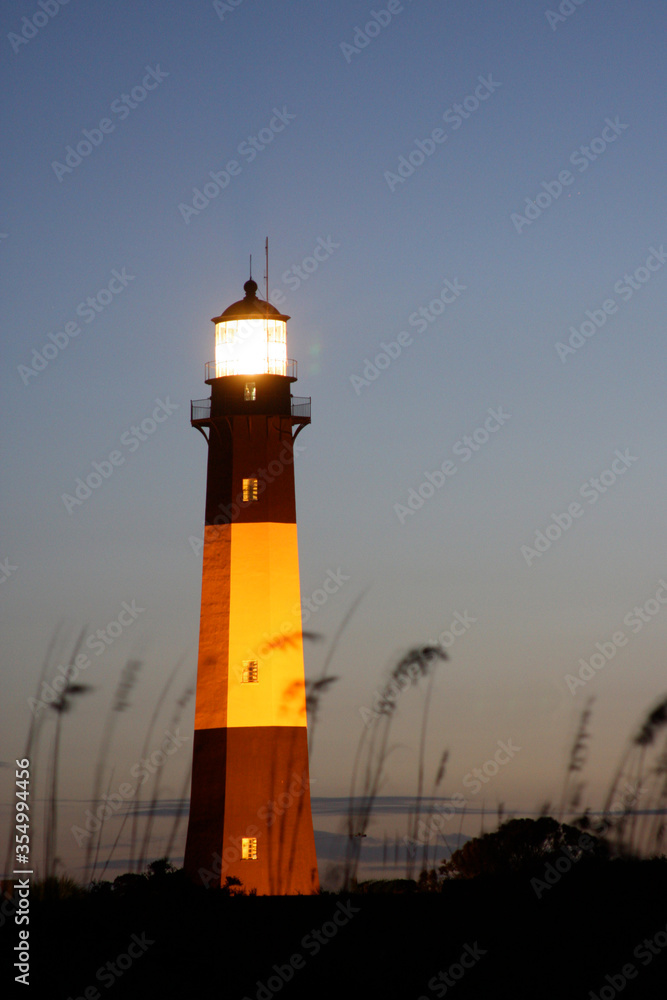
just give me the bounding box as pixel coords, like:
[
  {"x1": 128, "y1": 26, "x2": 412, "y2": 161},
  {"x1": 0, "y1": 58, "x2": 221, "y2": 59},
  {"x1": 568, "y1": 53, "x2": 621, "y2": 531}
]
[{"x1": 184, "y1": 726, "x2": 319, "y2": 895}]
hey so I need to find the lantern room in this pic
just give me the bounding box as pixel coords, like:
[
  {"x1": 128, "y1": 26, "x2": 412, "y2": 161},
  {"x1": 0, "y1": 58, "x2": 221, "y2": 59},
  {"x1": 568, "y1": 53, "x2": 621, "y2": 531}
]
[{"x1": 206, "y1": 278, "x2": 294, "y2": 380}]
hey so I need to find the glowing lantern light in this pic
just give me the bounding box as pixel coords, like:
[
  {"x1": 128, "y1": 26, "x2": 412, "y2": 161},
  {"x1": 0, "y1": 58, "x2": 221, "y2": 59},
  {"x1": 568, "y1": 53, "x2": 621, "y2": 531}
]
[{"x1": 209, "y1": 279, "x2": 290, "y2": 378}]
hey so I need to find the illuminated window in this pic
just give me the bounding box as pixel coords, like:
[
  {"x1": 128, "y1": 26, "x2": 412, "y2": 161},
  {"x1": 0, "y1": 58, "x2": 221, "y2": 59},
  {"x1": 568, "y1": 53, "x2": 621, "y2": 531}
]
[
  {"x1": 241, "y1": 837, "x2": 257, "y2": 860},
  {"x1": 244, "y1": 382, "x2": 256, "y2": 401},
  {"x1": 242, "y1": 477, "x2": 258, "y2": 502},
  {"x1": 242, "y1": 660, "x2": 258, "y2": 683}
]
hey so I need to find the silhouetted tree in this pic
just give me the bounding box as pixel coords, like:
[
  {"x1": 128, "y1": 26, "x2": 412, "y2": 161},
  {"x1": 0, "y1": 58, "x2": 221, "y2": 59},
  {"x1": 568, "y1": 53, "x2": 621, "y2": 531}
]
[{"x1": 439, "y1": 816, "x2": 609, "y2": 879}]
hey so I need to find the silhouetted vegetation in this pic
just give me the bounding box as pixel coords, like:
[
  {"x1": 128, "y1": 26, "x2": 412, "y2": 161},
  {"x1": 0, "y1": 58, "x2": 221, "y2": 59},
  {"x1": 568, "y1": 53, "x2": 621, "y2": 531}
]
[
  {"x1": 4, "y1": 622, "x2": 667, "y2": 1000},
  {"x1": 343, "y1": 644, "x2": 447, "y2": 888},
  {"x1": 438, "y1": 816, "x2": 609, "y2": 880}
]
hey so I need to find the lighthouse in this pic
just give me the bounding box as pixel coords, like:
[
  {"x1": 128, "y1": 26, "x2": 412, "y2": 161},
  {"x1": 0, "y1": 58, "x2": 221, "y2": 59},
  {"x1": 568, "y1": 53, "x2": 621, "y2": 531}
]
[{"x1": 183, "y1": 273, "x2": 319, "y2": 895}]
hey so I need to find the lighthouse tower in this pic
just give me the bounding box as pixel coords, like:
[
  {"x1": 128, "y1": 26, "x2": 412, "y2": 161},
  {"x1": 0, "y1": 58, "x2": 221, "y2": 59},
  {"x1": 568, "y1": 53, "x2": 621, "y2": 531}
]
[{"x1": 183, "y1": 276, "x2": 319, "y2": 895}]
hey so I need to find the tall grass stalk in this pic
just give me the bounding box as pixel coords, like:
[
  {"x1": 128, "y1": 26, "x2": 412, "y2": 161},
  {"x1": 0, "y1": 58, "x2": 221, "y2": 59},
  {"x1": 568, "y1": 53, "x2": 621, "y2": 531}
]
[
  {"x1": 602, "y1": 695, "x2": 667, "y2": 855},
  {"x1": 638, "y1": 732, "x2": 667, "y2": 855},
  {"x1": 307, "y1": 590, "x2": 367, "y2": 756},
  {"x1": 44, "y1": 629, "x2": 92, "y2": 883},
  {"x1": 137, "y1": 681, "x2": 194, "y2": 872},
  {"x1": 163, "y1": 763, "x2": 192, "y2": 864},
  {"x1": 85, "y1": 659, "x2": 142, "y2": 882},
  {"x1": 405, "y1": 669, "x2": 439, "y2": 881},
  {"x1": 129, "y1": 658, "x2": 183, "y2": 871},
  {"x1": 2, "y1": 623, "x2": 66, "y2": 885},
  {"x1": 344, "y1": 645, "x2": 445, "y2": 889},
  {"x1": 89, "y1": 768, "x2": 115, "y2": 883},
  {"x1": 407, "y1": 747, "x2": 449, "y2": 879},
  {"x1": 558, "y1": 696, "x2": 594, "y2": 822}
]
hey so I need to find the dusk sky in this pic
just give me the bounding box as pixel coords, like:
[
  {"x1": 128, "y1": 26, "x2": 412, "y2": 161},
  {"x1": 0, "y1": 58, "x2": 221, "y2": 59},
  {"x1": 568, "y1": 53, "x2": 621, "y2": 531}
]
[{"x1": 2, "y1": 0, "x2": 666, "y2": 880}]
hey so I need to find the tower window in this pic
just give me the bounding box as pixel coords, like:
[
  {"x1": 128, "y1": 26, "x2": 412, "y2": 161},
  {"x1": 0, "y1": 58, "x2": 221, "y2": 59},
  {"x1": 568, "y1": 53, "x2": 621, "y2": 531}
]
[
  {"x1": 242, "y1": 660, "x2": 259, "y2": 683},
  {"x1": 244, "y1": 382, "x2": 256, "y2": 401},
  {"x1": 241, "y1": 837, "x2": 258, "y2": 860},
  {"x1": 242, "y1": 477, "x2": 258, "y2": 502}
]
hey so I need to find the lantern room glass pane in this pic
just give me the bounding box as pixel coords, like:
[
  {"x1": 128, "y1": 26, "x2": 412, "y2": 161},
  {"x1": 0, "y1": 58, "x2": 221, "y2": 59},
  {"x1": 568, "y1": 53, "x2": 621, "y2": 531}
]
[{"x1": 215, "y1": 318, "x2": 287, "y2": 376}]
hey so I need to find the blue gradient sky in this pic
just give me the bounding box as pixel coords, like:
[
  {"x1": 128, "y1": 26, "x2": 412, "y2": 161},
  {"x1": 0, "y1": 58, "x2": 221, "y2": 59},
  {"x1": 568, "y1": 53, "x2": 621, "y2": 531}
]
[{"x1": 2, "y1": 0, "x2": 666, "y2": 877}]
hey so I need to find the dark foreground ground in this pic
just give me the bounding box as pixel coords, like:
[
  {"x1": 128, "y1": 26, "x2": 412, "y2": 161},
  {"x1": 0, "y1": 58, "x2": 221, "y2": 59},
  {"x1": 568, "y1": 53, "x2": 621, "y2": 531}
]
[{"x1": 3, "y1": 860, "x2": 667, "y2": 999}]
